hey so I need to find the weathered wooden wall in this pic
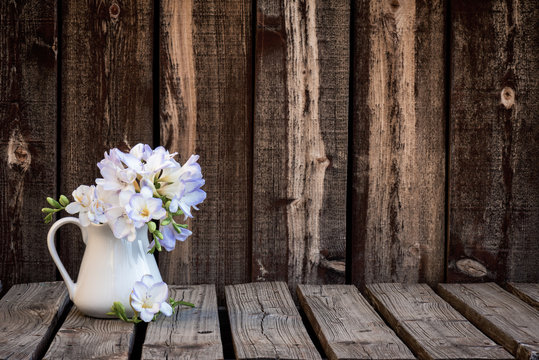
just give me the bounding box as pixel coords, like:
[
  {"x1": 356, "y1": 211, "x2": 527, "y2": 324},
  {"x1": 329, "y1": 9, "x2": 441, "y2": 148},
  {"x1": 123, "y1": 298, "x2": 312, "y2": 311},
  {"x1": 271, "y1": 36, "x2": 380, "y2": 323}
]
[{"x1": 1, "y1": 0, "x2": 537, "y2": 301}]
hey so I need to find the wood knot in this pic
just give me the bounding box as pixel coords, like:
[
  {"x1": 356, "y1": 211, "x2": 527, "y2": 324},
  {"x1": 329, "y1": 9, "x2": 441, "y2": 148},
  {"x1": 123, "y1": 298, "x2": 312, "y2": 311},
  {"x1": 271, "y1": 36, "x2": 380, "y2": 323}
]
[
  {"x1": 389, "y1": 0, "x2": 400, "y2": 10},
  {"x1": 109, "y1": 3, "x2": 120, "y2": 20},
  {"x1": 7, "y1": 130, "x2": 31, "y2": 172},
  {"x1": 500, "y1": 87, "x2": 515, "y2": 109},
  {"x1": 455, "y1": 258, "x2": 487, "y2": 278}
]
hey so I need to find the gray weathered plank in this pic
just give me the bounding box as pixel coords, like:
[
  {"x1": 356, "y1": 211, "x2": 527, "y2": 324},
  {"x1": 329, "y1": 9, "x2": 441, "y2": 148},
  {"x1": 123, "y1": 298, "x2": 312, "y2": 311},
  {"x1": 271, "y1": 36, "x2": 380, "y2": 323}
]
[
  {"x1": 0, "y1": 0, "x2": 58, "y2": 292},
  {"x1": 438, "y1": 283, "x2": 539, "y2": 360},
  {"x1": 297, "y1": 285, "x2": 414, "y2": 360},
  {"x1": 366, "y1": 283, "x2": 512, "y2": 359},
  {"x1": 158, "y1": 0, "x2": 252, "y2": 304},
  {"x1": 44, "y1": 307, "x2": 136, "y2": 359},
  {"x1": 142, "y1": 285, "x2": 223, "y2": 360},
  {"x1": 226, "y1": 282, "x2": 321, "y2": 359},
  {"x1": 506, "y1": 283, "x2": 539, "y2": 309},
  {"x1": 350, "y1": 0, "x2": 446, "y2": 287},
  {"x1": 252, "y1": 0, "x2": 349, "y2": 289},
  {"x1": 447, "y1": 0, "x2": 539, "y2": 283},
  {"x1": 0, "y1": 282, "x2": 70, "y2": 360},
  {"x1": 60, "y1": 0, "x2": 154, "y2": 279}
]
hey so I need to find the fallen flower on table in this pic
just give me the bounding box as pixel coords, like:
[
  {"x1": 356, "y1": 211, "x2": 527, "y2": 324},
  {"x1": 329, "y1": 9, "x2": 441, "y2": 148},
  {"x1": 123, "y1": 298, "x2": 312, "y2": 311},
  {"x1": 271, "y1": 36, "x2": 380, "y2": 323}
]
[{"x1": 106, "y1": 275, "x2": 195, "y2": 323}]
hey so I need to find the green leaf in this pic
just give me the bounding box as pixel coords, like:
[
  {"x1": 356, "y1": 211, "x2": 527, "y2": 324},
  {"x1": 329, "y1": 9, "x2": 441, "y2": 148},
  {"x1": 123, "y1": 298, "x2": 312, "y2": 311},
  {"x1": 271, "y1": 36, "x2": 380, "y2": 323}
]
[
  {"x1": 42, "y1": 207, "x2": 55, "y2": 213},
  {"x1": 47, "y1": 197, "x2": 62, "y2": 209},
  {"x1": 59, "y1": 195, "x2": 70, "y2": 206},
  {"x1": 44, "y1": 213, "x2": 53, "y2": 224},
  {"x1": 161, "y1": 218, "x2": 171, "y2": 226},
  {"x1": 147, "y1": 221, "x2": 156, "y2": 233}
]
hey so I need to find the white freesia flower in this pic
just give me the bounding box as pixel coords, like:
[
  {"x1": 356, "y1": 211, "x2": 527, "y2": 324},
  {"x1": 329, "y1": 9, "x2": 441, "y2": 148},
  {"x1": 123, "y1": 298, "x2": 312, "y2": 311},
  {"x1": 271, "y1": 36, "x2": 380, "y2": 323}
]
[
  {"x1": 126, "y1": 184, "x2": 166, "y2": 228},
  {"x1": 96, "y1": 149, "x2": 136, "y2": 194},
  {"x1": 120, "y1": 145, "x2": 176, "y2": 177},
  {"x1": 105, "y1": 190, "x2": 137, "y2": 242},
  {"x1": 157, "y1": 155, "x2": 206, "y2": 218},
  {"x1": 130, "y1": 275, "x2": 172, "y2": 322},
  {"x1": 66, "y1": 185, "x2": 95, "y2": 226}
]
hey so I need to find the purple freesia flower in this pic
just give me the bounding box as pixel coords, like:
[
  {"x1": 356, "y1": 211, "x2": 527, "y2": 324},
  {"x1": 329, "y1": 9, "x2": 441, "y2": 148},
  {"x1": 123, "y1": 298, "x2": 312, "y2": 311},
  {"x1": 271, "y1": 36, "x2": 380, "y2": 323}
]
[
  {"x1": 126, "y1": 185, "x2": 166, "y2": 228},
  {"x1": 158, "y1": 224, "x2": 193, "y2": 251}
]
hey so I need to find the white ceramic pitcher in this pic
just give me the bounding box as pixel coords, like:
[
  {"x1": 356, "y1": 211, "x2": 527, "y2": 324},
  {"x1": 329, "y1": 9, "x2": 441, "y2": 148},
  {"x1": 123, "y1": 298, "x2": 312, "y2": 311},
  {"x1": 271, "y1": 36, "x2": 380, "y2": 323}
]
[{"x1": 47, "y1": 217, "x2": 162, "y2": 318}]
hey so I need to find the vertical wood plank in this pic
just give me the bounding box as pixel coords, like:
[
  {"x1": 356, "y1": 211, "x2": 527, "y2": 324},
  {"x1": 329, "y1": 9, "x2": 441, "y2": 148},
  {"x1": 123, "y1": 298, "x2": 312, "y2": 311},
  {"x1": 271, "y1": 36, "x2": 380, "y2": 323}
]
[
  {"x1": 447, "y1": 0, "x2": 539, "y2": 282},
  {"x1": 158, "y1": 0, "x2": 252, "y2": 302},
  {"x1": 0, "y1": 0, "x2": 57, "y2": 290},
  {"x1": 0, "y1": 282, "x2": 70, "y2": 360},
  {"x1": 350, "y1": 0, "x2": 446, "y2": 286},
  {"x1": 60, "y1": 0, "x2": 154, "y2": 278},
  {"x1": 252, "y1": 0, "x2": 349, "y2": 289}
]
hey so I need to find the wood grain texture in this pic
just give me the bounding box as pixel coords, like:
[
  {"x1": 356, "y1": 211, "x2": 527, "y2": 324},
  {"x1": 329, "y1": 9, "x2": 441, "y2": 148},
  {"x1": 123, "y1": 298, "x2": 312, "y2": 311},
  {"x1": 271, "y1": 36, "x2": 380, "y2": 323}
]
[
  {"x1": 438, "y1": 283, "x2": 539, "y2": 359},
  {"x1": 366, "y1": 283, "x2": 512, "y2": 359},
  {"x1": 0, "y1": 0, "x2": 57, "y2": 291},
  {"x1": 350, "y1": 0, "x2": 446, "y2": 286},
  {"x1": 142, "y1": 285, "x2": 223, "y2": 360},
  {"x1": 226, "y1": 282, "x2": 321, "y2": 359},
  {"x1": 297, "y1": 284, "x2": 414, "y2": 360},
  {"x1": 60, "y1": 0, "x2": 154, "y2": 279},
  {"x1": 158, "y1": 0, "x2": 252, "y2": 303},
  {"x1": 506, "y1": 283, "x2": 539, "y2": 309},
  {"x1": 0, "y1": 282, "x2": 70, "y2": 360},
  {"x1": 252, "y1": 0, "x2": 349, "y2": 290},
  {"x1": 44, "y1": 307, "x2": 135, "y2": 359},
  {"x1": 447, "y1": 0, "x2": 539, "y2": 282}
]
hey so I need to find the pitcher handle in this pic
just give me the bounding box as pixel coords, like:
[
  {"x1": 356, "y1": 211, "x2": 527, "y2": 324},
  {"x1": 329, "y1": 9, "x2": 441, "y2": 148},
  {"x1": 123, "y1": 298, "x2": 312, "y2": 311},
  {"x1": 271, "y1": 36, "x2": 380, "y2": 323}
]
[{"x1": 47, "y1": 217, "x2": 87, "y2": 300}]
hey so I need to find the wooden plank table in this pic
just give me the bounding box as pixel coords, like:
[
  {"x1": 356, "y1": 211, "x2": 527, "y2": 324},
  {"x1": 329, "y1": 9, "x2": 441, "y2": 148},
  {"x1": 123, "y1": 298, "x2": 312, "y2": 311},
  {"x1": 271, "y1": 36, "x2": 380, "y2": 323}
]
[
  {"x1": 366, "y1": 283, "x2": 512, "y2": 359},
  {"x1": 1, "y1": 281, "x2": 538, "y2": 359},
  {"x1": 505, "y1": 283, "x2": 539, "y2": 310},
  {"x1": 438, "y1": 283, "x2": 539, "y2": 360}
]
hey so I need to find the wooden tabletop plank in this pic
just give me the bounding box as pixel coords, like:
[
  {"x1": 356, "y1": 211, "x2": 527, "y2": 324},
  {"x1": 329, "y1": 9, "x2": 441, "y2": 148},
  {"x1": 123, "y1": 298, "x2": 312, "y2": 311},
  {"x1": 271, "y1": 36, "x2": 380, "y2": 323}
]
[
  {"x1": 142, "y1": 285, "x2": 223, "y2": 359},
  {"x1": 0, "y1": 282, "x2": 70, "y2": 360},
  {"x1": 297, "y1": 285, "x2": 414, "y2": 360},
  {"x1": 226, "y1": 282, "x2": 321, "y2": 359},
  {"x1": 44, "y1": 307, "x2": 135, "y2": 359},
  {"x1": 366, "y1": 283, "x2": 512, "y2": 359},
  {"x1": 438, "y1": 283, "x2": 539, "y2": 360},
  {"x1": 505, "y1": 283, "x2": 539, "y2": 310}
]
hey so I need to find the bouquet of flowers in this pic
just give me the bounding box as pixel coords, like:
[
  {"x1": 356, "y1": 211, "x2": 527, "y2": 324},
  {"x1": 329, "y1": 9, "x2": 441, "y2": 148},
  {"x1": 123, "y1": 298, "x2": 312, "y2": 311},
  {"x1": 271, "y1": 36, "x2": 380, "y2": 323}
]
[
  {"x1": 43, "y1": 144, "x2": 205, "y2": 322},
  {"x1": 43, "y1": 143, "x2": 206, "y2": 253}
]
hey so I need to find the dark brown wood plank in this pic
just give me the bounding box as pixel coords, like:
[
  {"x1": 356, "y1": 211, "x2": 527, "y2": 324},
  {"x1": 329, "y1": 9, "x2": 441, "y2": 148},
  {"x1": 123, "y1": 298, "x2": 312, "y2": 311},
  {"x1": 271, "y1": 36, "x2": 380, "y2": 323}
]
[
  {"x1": 438, "y1": 283, "x2": 539, "y2": 359},
  {"x1": 142, "y1": 285, "x2": 223, "y2": 360},
  {"x1": 350, "y1": 0, "x2": 446, "y2": 286},
  {"x1": 0, "y1": 0, "x2": 57, "y2": 291},
  {"x1": 226, "y1": 282, "x2": 321, "y2": 359},
  {"x1": 447, "y1": 0, "x2": 539, "y2": 282},
  {"x1": 366, "y1": 283, "x2": 513, "y2": 359},
  {"x1": 158, "y1": 0, "x2": 252, "y2": 303},
  {"x1": 252, "y1": 0, "x2": 349, "y2": 291},
  {"x1": 0, "y1": 282, "x2": 70, "y2": 360},
  {"x1": 60, "y1": 0, "x2": 154, "y2": 279},
  {"x1": 44, "y1": 307, "x2": 135, "y2": 359},
  {"x1": 297, "y1": 285, "x2": 414, "y2": 360},
  {"x1": 506, "y1": 283, "x2": 539, "y2": 309}
]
